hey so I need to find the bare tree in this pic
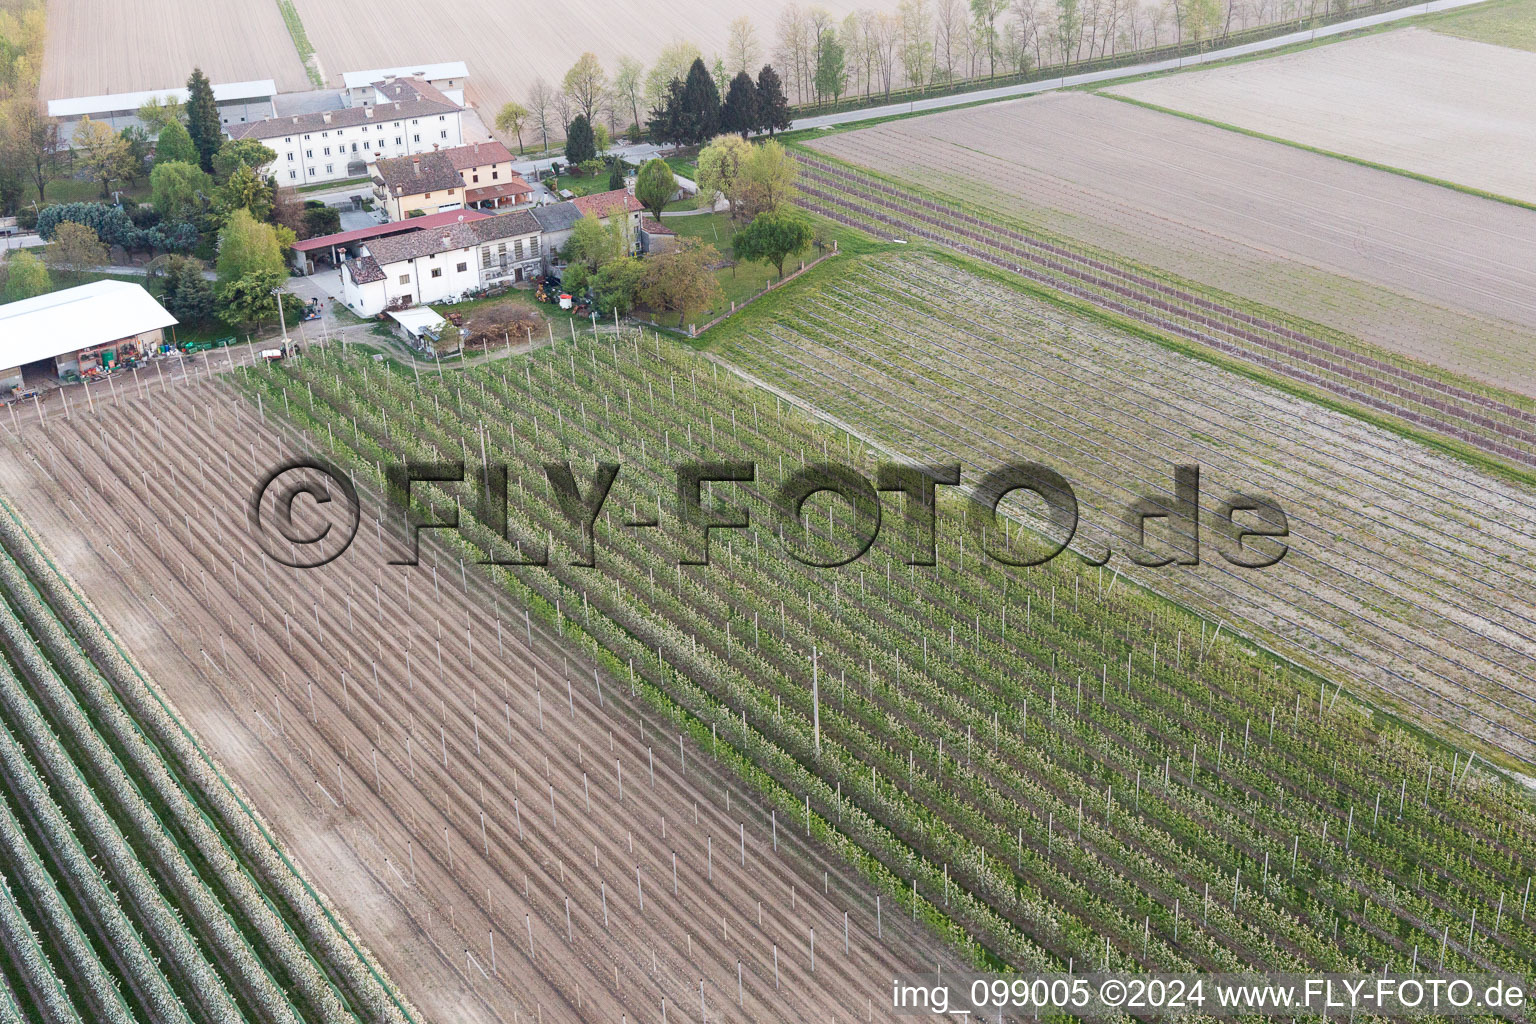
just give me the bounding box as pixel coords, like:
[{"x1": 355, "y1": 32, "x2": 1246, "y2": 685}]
[
  {"x1": 727, "y1": 16, "x2": 761, "y2": 74},
  {"x1": 934, "y1": 0, "x2": 963, "y2": 82},
  {"x1": 562, "y1": 53, "x2": 607, "y2": 123},
  {"x1": 775, "y1": 5, "x2": 814, "y2": 103},
  {"x1": 612, "y1": 57, "x2": 645, "y2": 137},
  {"x1": 872, "y1": 12, "x2": 899, "y2": 97},
  {"x1": 527, "y1": 78, "x2": 556, "y2": 151},
  {"x1": 553, "y1": 90, "x2": 574, "y2": 135},
  {"x1": 898, "y1": 0, "x2": 934, "y2": 91}
]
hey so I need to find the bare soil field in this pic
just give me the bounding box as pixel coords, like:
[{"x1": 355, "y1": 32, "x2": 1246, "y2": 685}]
[
  {"x1": 720, "y1": 252, "x2": 1536, "y2": 768},
  {"x1": 0, "y1": 379, "x2": 954, "y2": 1023},
  {"x1": 808, "y1": 91, "x2": 1536, "y2": 397},
  {"x1": 39, "y1": 0, "x2": 311, "y2": 98},
  {"x1": 1103, "y1": 27, "x2": 1536, "y2": 203},
  {"x1": 291, "y1": 0, "x2": 858, "y2": 121}
]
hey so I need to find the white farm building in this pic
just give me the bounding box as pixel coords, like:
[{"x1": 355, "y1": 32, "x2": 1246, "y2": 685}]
[{"x1": 0, "y1": 281, "x2": 176, "y2": 393}]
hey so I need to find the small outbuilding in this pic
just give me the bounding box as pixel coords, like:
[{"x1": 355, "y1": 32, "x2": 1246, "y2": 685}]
[
  {"x1": 386, "y1": 307, "x2": 460, "y2": 357},
  {"x1": 0, "y1": 280, "x2": 176, "y2": 393}
]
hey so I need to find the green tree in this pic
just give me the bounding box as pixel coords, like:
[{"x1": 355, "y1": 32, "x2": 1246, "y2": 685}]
[
  {"x1": 185, "y1": 67, "x2": 221, "y2": 171},
  {"x1": 215, "y1": 207, "x2": 283, "y2": 284},
  {"x1": 562, "y1": 212, "x2": 626, "y2": 275},
  {"x1": 813, "y1": 28, "x2": 847, "y2": 104},
  {"x1": 637, "y1": 236, "x2": 722, "y2": 327},
  {"x1": 694, "y1": 134, "x2": 751, "y2": 217},
  {"x1": 564, "y1": 114, "x2": 596, "y2": 165},
  {"x1": 592, "y1": 256, "x2": 644, "y2": 315},
  {"x1": 2, "y1": 99, "x2": 59, "y2": 203},
  {"x1": 2, "y1": 247, "x2": 50, "y2": 301},
  {"x1": 607, "y1": 159, "x2": 624, "y2": 191},
  {"x1": 634, "y1": 158, "x2": 676, "y2": 221},
  {"x1": 73, "y1": 115, "x2": 132, "y2": 198},
  {"x1": 118, "y1": 125, "x2": 151, "y2": 186},
  {"x1": 302, "y1": 205, "x2": 340, "y2": 237},
  {"x1": 153, "y1": 119, "x2": 198, "y2": 165},
  {"x1": 136, "y1": 96, "x2": 184, "y2": 132},
  {"x1": 211, "y1": 138, "x2": 275, "y2": 180},
  {"x1": 212, "y1": 163, "x2": 273, "y2": 225},
  {"x1": 44, "y1": 221, "x2": 108, "y2": 279},
  {"x1": 215, "y1": 208, "x2": 295, "y2": 326},
  {"x1": 736, "y1": 139, "x2": 798, "y2": 218},
  {"x1": 495, "y1": 101, "x2": 529, "y2": 152},
  {"x1": 719, "y1": 71, "x2": 758, "y2": 137},
  {"x1": 731, "y1": 207, "x2": 813, "y2": 279},
  {"x1": 970, "y1": 0, "x2": 1007, "y2": 76},
  {"x1": 612, "y1": 56, "x2": 645, "y2": 137},
  {"x1": 678, "y1": 58, "x2": 721, "y2": 144},
  {"x1": 754, "y1": 65, "x2": 791, "y2": 135},
  {"x1": 159, "y1": 255, "x2": 215, "y2": 322},
  {"x1": 562, "y1": 52, "x2": 607, "y2": 123},
  {"x1": 592, "y1": 122, "x2": 610, "y2": 156},
  {"x1": 150, "y1": 160, "x2": 211, "y2": 221}
]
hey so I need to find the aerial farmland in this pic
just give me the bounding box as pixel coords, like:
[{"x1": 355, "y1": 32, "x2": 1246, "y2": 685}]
[{"x1": 4, "y1": 0, "x2": 1536, "y2": 1019}]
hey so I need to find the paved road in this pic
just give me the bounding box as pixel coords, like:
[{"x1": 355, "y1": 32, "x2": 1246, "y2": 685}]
[{"x1": 787, "y1": 0, "x2": 1492, "y2": 131}]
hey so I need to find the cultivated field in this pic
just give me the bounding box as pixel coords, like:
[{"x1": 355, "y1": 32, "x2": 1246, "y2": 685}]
[
  {"x1": 1428, "y1": 0, "x2": 1536, "y2": 52},
  {"x1": 38, "y1": 0, "x2": 311, "y2": 98},
  {"x1": 219, "y1": 332, "x2": 1536, "y2": 981},
  {"x1": 717, "y1": 251, "x2": 1536, "y2": 771},
  {"x1": 807, "y1": 91, "x2": 1536, "y2": 398},
  {"x1": 1103, "y1": 27, "x2": 1536, "y2": 203},
  {"x1": 0, "y1": 375, "x2": 955, "y2": 1023},
  {"x1": 290, "y1": 0, "x2": 857, "y2": 118}
]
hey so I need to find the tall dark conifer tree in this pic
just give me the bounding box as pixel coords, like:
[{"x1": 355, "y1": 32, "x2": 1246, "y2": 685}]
[
  {"x1": 185, "y1": 68, "x2": 221, "y2": 172},
  {"x1": 754, "y1": 65, "x2": 791, "y2": 136},
  {"x1": 720, "y1": 71, "x2": 759, "y2": 138}
]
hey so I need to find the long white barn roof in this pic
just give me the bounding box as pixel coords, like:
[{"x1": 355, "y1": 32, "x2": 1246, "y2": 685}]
[
  {"x1": 0, "y1": 281, "x2": 177, "y2": 367},
  {"x1": 47, "y1": 80, "x2": 276, "y2": 119},
  {"x1": 342, "y1": 62, "x2": 468, "y2": 90}
]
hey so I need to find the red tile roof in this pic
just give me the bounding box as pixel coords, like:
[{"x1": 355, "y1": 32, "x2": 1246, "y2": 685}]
[
  {"x1": 373, "y1": 150, "x2": 463, "y2": 197},
  {"x1": 442, "y1": 140, "x2": 513, "y2": 171},
  {"x1": 293, "y1": 209, "x2": 490, "y2": 252},
  {"x1": 572, "y1": 188, "x2": 643, "y2": 219},
  {"x1": 465, "y1": 177, "x2": 534, "y2": 204}
]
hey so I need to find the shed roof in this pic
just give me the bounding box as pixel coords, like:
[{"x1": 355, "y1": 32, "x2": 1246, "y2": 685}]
[
  {"x1": 387, "y1": 307, "x2": 446, "y2": 336},
  {"x1": 442, "y1": 140, "x2": 513, "y2": 170},
  {"x1": 0, "y1": 281, "x2": 176, "y2": 366},
  {"x1": 532, "y1": 201, "x2": 582, "y2": 234},
  {"x1": 48, "y1": 80, "x2": 275, "y2": 118},
  {"x1": 342, "y1": 62, "x2": 469, "y2": 90}
]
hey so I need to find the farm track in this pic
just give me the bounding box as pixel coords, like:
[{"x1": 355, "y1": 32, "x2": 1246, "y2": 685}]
[
  {"x1": 232, "y1": 337, "x2": 1536, "y2": 986},
  {"x1": 797, "y1": 156, "x2": 1536, "y2": 472},
  {"x1": 0, "y1": 382, "x2": 952, "y2": 1023}
]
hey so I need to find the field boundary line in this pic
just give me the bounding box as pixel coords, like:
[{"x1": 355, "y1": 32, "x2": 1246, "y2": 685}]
[
  {"x1": 0, "y1": 493, "x2": 422, "y2": 1024},
  {"x1": 1096, "y1": 93, "x2": 1536, "y2": 212}
]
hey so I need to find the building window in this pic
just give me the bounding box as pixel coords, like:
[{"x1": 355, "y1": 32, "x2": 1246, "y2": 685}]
[
  {"x1": 430, "y1": 268, "x2": 442, "y2": 278},
  {"x1": 413, "y1": 134, "x2": 420, "y2": 143},
  {"x1": 399, "y1": 274, "x2": 410, "y2": 285},
  {"x1": 305, "y1": 149, "x2": 313, "y2": 158},
  {"x1": 289, "y1": 170, "x2": 297, "y2": 179},
  {"x1": 472, "y1": 173, "x2": 479, "y2": 183},
  {"x1": 424, "y1": 192, "x2": 431, "y2": 199},
  {"x1": 492, "y1": 170, "x2": 499, "y2": 180},
  {"x1": 530, "y1": 237, "x2": 540, "y2": 256},
  {"x1": 439, "y1": 114, "x2": 445, "y2": 120},
  {"x1": 304, "y1": 133, "x2": 311, "y2": 139},
  {"x1": 480, "y1": 247, "x2": 493, "y2": 269},
  {"x1": 456, "y1": 262, "x2": 467, "y2": 273},
  {"x1": 308, "y1": 167, "x2": 316, "y2": 177},
  {"x1": 323, "y1": 146, "x2": 331, "y2": 156},
  {"x1": 287, "y1": 152, "x2": 294, "y2": 160},
  {"x1": 285, "y1": 136, "x2": 292, "y2": 143},
  {"x1": 513, "y1": 239, "x2": 523, "y2": 260},
  {"x1": 395, "y1": 137, "x2": 402, "y2": 146},
  {"x1": 440, "y1": 130, "x2": 447, "y2": 139}
]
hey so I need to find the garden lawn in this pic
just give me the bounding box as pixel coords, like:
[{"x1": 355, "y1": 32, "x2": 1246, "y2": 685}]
[{"x1": 666, "y1": 211, "x2": 778, "y2": 311}]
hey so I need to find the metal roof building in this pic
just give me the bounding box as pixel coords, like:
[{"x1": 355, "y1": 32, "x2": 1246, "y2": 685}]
[{"x1": 0, "y1": 281, "x2": 177, "y2": 391}]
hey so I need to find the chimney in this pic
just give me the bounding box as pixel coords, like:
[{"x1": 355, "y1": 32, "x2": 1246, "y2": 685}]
[
  {"x1": 413, "y1": 157, "x2": 421, "y2": 175},
  {"x1": 366, "y1": 107, "x2": 375, "y2": 119},
  {"x1": 433, "y1": 142, "x2": 440, "y2": 151},
  {"x1": 291, "y1": 116, "x2": 299, "y2": 124},
  {"x1": 473, "y1": 141, "x2": 479, "y2": 156},
  {"x1": 322, "y1": 112, "x2": 332, "y2": 124},
  {"x1": 442, "y1": 234, "x2": 451, "y2": 247}
]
